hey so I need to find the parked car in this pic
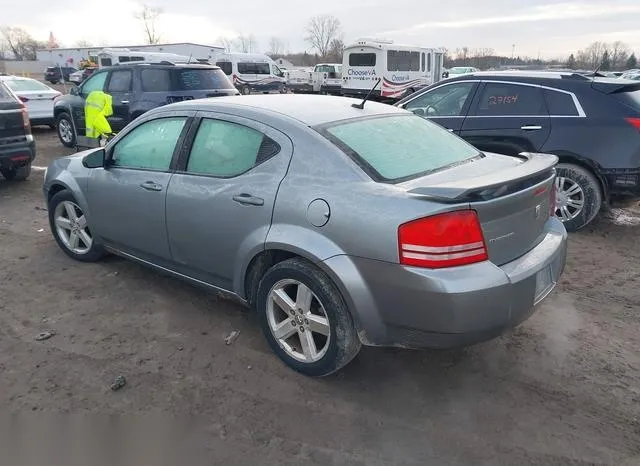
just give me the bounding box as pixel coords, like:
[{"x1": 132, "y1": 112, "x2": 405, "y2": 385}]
[
  {"x1": 448, "y1": 67, "x2": 479, "y2": 76},
  {"x1": 396, "y1": 71, "x2": 640, "y2": 231},
  {"x1": 54, "y1": 62, "x2": 239, "y2": 148},
  {"x1": 43, "y1": 94, "x2": 567, "y2": 375},
  {"x1": 0, "y1": 81, "x2": 35, "y2": 181},
  {"x1": 44, "y1": 66, "x2": 77, "y2": 84},
  {"x1": 0, "y1": 76, "x2": 61, "y2": 127},
  {"x1": 69, "y1": 67, "x2": 98, "y2": 85}
]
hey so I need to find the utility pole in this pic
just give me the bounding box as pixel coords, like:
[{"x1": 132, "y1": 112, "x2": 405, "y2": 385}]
[{"x1": 511, "y1": 44, "x2": 516, "y2": 60}]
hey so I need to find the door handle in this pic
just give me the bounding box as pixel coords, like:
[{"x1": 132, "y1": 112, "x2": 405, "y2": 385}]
[
  {"x1": 121, "y1": 100, "x2": 130, "y2": 104},
  {"x1": 232, "y1": 193, "x2": 264, "y2": 206},
  {"x1": 521, "y1": 125, "x2": 542, "y2": 131},
  {"x1": 139, "y1": 181, "x2": 163, "y2": 192}
]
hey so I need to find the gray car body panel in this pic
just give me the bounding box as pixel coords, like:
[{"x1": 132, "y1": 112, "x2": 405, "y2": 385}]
[{"x1": 44, "y1": 95, "x2": 568, "y2": 349}]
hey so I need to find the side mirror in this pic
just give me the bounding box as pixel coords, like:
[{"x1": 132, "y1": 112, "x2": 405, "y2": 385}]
[
  {"x1": 82, "y1": 149, "x2": 105, "y2": 169},
  {"x1": 69, "y1": 86, "x2": 79, "y2": 96}
]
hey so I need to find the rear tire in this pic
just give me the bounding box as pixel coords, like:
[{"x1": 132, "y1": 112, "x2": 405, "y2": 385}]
[
  {"x1": 56, "y1": 112, "x2": 76, "y2": 148},
  {"x1": 256, "y1": 258, "x2": 361, "y2": 376},
  {"x1": 1, "y1": 163, "x2": 31, "y2": 181},
  {"x1": 555, "y1": 163, "x2": 602, "y2": 232}
]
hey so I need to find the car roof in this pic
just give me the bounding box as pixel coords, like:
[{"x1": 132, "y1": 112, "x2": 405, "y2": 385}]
[
  {"x1": 166, "y1": 94, "x2": 407, "y2": 126},
  {"x1": 100, "y1": 63, "x2": 221, "y2": 71},
  {"x1": 445, "y1": 70, "x2": 640, "y2": 86}
]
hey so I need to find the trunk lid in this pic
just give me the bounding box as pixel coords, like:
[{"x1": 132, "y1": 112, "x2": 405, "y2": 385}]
[
  {"x1": 0, "y1": 83, "x2": 26, "y2": 140},
  {"x1": 401, "y1": 152, "x2": 557, "y2": 265}
]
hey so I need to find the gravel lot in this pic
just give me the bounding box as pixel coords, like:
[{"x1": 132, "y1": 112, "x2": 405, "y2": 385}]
[{"x1": 0, "y1": 127, "x2": 639, "y2": 465}]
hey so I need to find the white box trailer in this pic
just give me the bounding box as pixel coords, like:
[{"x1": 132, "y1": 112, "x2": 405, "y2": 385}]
[
  {"x1": 341, "y1": 39, "x2": 445, "y2": 101},
  {"x1": 97, "y1": 48, "x2": 194, "y2": 68}
]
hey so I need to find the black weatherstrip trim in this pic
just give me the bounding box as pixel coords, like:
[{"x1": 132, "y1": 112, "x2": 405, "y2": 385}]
[{"x1": 173, "y1": 116, "x2": 201, "y2": 172}]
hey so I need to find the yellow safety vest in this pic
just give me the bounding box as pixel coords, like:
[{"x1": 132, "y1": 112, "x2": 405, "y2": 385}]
[{"x1": 85, "y1": 91, "x2": 113, "y2": 139}]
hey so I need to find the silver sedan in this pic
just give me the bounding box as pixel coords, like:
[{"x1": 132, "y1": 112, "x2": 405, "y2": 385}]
[{"x1": 43, "y1": 95, "x2": 567, "y2": 376}]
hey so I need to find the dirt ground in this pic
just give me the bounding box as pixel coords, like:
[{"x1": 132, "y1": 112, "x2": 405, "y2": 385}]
[{"x1": 0, "y1": 127, "x2": 639, "y2": 465}]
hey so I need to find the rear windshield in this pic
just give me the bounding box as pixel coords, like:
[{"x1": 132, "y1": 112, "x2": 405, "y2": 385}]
[
  {"x1": 0, "y1": 82, "x2": 16, "y2": 102},
  {"x1": 173, "y1": 68, "x2": 234, "y2": 90},
  {"x1": 322, "y1": 115, "x2": 480, "y2": 182},
  {"x1": 5, "y1": 79, "x2": 51, "y2": 92}
]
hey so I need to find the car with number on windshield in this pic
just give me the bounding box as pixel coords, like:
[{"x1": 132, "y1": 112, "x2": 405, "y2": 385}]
[{"x1": 43, "y1": 94, "x2": 567, "y2": 376}]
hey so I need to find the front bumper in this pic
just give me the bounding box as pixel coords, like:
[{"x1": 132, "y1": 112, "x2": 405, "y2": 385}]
[
  {"x1": 0, "y1": 135, "x2": 36, "y2": 169},
  {"x1": 322, "y1": 217, "x2": 568, "y2": 349}
]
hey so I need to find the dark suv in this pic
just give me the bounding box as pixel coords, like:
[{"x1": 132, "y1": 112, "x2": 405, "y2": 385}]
[
  {"x1": 397, "y1": 72, "x2": 640, "y2": 231},
  {"x1": 45, "y1": 66, "x2": 77, "y2": 84},
  {"x1": 54, "y1": 63, "x2": 239, "y2": 148},
  {"x1": 0, "y1": 81, "x2": 35, "y2": 181}
]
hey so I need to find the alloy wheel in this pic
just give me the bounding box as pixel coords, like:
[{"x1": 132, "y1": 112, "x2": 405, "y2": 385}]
[
  {"x1": 58, "y1": 119, "x2": 73, "y2": 144},
  {"x1": 555, "y1": 176, "x2": 585, "y2": 221},
  {"x1": 54, "y1": 201, "x2": 93, "y2": 255},
  {"x1": 266, "y1": 279, "x2": 331, "y2": 363}
]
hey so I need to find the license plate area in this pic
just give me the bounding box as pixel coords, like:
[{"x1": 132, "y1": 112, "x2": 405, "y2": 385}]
[{"x1": 534, "y1": 265, "x2": 555, "y2": 304}]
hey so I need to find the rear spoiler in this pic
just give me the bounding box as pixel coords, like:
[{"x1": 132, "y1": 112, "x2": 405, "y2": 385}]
[
  {"x1": 591, "y1": 80, "x2": 640, "y2": 94},
  {"x1": 406, "y1": 153, "x2": 558, "y2": 202}
]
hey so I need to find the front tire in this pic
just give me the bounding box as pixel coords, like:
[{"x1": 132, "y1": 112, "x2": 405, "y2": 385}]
[
  {"x1": 555, "y1": 163, "x2": 602, "y2": 232},
  {"x1": 241, "y1": 86, "x2": 251, "y2": 95},
  {"x1": 56, "y1": 112, "x2": 76, "y2": 148},
  {"x1": 256, "y1": 258, "x2": 361, "y2": 376},
  {"x1": 48, "y1": 190, "x2": 104, "y2": 262},
  {"x1": 1, "y1": 163, "x2": 31, "y2": 181}
]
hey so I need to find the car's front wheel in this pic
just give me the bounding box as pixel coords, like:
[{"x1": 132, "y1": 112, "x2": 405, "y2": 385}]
[
  {"x1": 56, "y1": 112, "x2": 76, "y2": 148},
  {"x1": 555, "y1": 163, "x2": 602, "y2": 231},
  {"x1": 1, "y1": 163, "x2": 31, "y2": 181},
  {"x1": 256, "y1": 258, "x2": 361, "y2": 376},
  {"x1": 48, "y1": 190, "x2": 104, "y2": 262}
]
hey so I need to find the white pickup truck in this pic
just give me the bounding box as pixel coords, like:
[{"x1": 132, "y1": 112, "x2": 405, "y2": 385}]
[{"x1": 310, "y1": 63, "x2": 342, "y2": 95}]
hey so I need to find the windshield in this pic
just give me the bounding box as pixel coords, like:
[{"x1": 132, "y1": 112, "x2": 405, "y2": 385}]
[
  {"x1": 322, "y1": 115, "x2": 480, "y2": 182},
  {"x1": 5, "y1": 79, "x2": 51, "y2": 92},
  {"x1": 174, "y1": 68, "x2": 234, "y2": 90}
]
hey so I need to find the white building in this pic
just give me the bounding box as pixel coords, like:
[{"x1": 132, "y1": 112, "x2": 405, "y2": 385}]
[{"x1": 36, "y1": 42, "x2": 224, "y2": 67}]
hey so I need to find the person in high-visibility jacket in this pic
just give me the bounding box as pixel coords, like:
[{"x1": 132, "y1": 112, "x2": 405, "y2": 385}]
[{"x1": 84, "y1": 90, "x2": 113, "y2": 139}]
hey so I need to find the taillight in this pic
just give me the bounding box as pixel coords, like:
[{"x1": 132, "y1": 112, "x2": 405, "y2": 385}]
[
  {"x1": 18, "y1": 96, "x2": 29, "y2": 102},
  {"x1": 398, "y1": 210, "x2": 488, "y2": 269},
  {"x1": 626, "y1": 118, "x2": 640, "y2": 131},
  {"x1": 20, "y1": 105, "x2": 31, "y2": 134},
  {"x1": 549, "y1": 180, "x2": 557, "y2": 216}
]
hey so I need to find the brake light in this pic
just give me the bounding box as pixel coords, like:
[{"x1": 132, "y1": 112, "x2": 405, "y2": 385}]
[
  {"x1": 398, "y1": 210, "x2": 488, "y2": 269},
  {"x1": 626, "y1": 118, "x2": 640, "y2": 131},
  {"x1": 549, "y1": 180, "x2": 557, "y2": 216},
  {"x1": 18, "y1": 96, "x2": 29, "y2": 102},
  {"x1": 20, "y1": 105, "x2": 31, "y2": 134}
]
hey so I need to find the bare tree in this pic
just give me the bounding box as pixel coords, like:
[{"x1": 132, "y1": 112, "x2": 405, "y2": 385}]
[
  {"x1": 217, "y1": 37, "x2": 235, "y2": 53},
  {"x1": 609, "y1": 41, "x2": 630, "y2": 70},
  {"x1": 268, "y1": 37, "x2": 284, "y2": 56},
  {"x1": 305, "y1": 15, "x2": 342, "y2": 58},
  {"x1": 237, "y1": 34, "x2": 257, "y2": 53},
  {"x1": 0, "y1": 26, "x2": 40, "y2": 60},
  {"x1": 327, "y1": 38, "x2": 344, "y2": 62},
  {"x1": 135, "y1": 4, "x2": 163, "y2": 45},
  {"x1": 75, "y1": 39, "x2": 93, "y2": 48}
]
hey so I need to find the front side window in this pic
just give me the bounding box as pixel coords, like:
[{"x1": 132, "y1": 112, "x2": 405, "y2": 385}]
[
  {"x1": 405, "y1": 82, "x2": 476, "y2": 117},
  {"x1": 186, "y1": 119, "x2": 279, "y2": 177},
  {"x1": 323, "y1": 115, "x2": 480, "y2": 182},
  {"x1": 100, "y1": 58, "x2": 112, "y2": 67},
  {"x1": 81, "y1": 71, "x2": 108, "y2": 95},
  {"x1": 475, "y1": 83, "x2": 546, "y2": 116},
  {"x1": 349, "y1": 53, "x2": 376, "y2": 67},
  {"x1": 111, "y1": 117, "x2": 186, "y2": 170},
  {"x1": 107, "y1": 70, "x2": 132, "y2": 92}
]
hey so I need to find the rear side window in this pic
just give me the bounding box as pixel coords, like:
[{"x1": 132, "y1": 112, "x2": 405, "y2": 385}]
[
  {"x1": 107, "y1": 70, "x2": 132, "y2": 92},
  {"x1": 349, "y1": 53, "x2": 376, "y2": 67},
  {"x1": 323, "y1": 115, "x2": 480, "y2": 182},
  {"x1": 141, "y1": 69, "x2": 171, "y2": 92},
  {"x1": 237, "y1": 62, "x2": 271, "y2": 75},
  {"x1": 543, "y1": 90, "x2": 579, "y2": 116},
  {"x1": 475, "y1": 83, "x2": 546, "y2": 116},
  {"x1": 387, "y1": 50, "x2": 420, "y2": 72},
  {"x1": 216, "y1": 61, "x2": 232, "y2": 75},
  {"x1": 186, "y1": 119, "x2": 279, "y2": 177},
  {"x1": 174, "y1": 69, "x2": 235, "y2": 90}
]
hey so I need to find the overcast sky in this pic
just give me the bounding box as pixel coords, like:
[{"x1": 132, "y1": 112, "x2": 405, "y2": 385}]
[{"x1": 5, "y1": 0, "x2": 640, "y2": 58}]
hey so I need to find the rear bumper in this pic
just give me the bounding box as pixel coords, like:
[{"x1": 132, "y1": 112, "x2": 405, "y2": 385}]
[
  {"x1": 322, "y1": 217, "x2": 568, "y2": 349},
  {"x1": 289, "y1": 83, "x2": 313, "y2": 93},
  {"x1": 320, "y1": 84, "x2": 342, "y2": 94},
  {"x1": 0, "y1": 135, "x2": 36, "y2": 169},
  {"x1": 602, "y1": 168, "x2": 640, "y2": 196}
]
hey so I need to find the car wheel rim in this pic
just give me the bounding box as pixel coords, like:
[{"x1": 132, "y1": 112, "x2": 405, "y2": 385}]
[
  {"x1": 266, "y1": 279, "x2": 331, "y2": 363},
  {"x1": 555, "y1": 176, "x2": 585, "y2": 221},
  {"x1": 59, "y1": 119, "x2": 73, "y2": 143},
  {"x1": 54, "y1": 201, "x2": 93, "y2": 254}
]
